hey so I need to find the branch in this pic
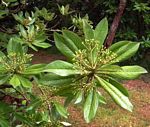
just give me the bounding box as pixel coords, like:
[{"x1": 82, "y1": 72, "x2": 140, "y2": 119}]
[{"x1": 105, "y1": 0, "x2": 127, "y2": 48}]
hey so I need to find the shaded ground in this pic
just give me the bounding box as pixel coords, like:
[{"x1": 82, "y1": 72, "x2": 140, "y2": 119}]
[{"x1": 31, "y1": 49, "x2": 150, "y2": 127}]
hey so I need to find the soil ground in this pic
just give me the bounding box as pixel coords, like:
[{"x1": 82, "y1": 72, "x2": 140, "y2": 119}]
[{"x1": 31, "y1": 49, "x2": 150, "y2": 127}]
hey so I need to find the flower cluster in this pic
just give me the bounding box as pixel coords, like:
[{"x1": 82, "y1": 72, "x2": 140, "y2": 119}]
[
  {"x1": 73, "y1": 39, "x2": 118, "y2": 75},
  {"x1": 0, "y1": 53, "x2": 32, "y2": 74}
]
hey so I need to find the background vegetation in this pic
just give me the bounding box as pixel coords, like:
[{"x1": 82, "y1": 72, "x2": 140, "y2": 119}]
[{"x1": 0, "y1": 0, "x2": 149, "y2": 127}]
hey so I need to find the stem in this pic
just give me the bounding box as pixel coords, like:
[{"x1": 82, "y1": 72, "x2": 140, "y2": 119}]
[
  {"x1": 39, "y1": 87, "x2": 51, "y2": 116},
  {"x1": 105, "y1": 0, "x2": 127, "y2": 47},
  {"x1": 13, "y1": 87, "x2": 29, "y2": 102}
]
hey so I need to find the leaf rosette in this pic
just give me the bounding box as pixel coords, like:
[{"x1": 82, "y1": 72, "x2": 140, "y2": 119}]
[
  {"x1": 40, "y1": 18, "x2": 147, "y2": 123},
  {"x1": 0, "y1": 39, "x2": 46, "y2": 88}
]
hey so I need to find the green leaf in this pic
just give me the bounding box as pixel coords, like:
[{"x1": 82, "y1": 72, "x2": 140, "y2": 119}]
[
  {"x1": 7, "y1": 38, "x2": 23, "y2": 55},
  {"x1": 94, "y1": 17, "x2": 108, "y2": 46},
  {"x1": 96, "y1": 91, "x2": 106, "y2": 104},
  {"x1": 109, "y1": 66, "x2": 147, "y2": 80},
  {"x1": 83, "y1": 20, "x2": 94, "y2": 40},
  {"x1": 0, "y1": 75, "x2": 10, "y2": 85},
  {"x1": 108, "y1": 77, "x2": 129, "y2": 97},
  {"x1": 9, "y1": 74, "x2": 20, "y2": 87},
  {"x1": 28, "y1": 25, "x2": 35, "y2": 38},
  {"x1": 95, "y1": 76, "x2": 133, "y2": 112},
  {"x1": 19, "y1": 25, "x2": 27, "y2": 39},
  {"x1": 53, "y1": 102, "x2": 68, "y2": 118},
  {"x1": 23, "y1": 64, "x2": 46, "y2": 74},
  {"x1": 44, "y1": 60, "x2": 80, "y2": 76},
  {"x1": 0, "y1": 118, "x2": 9, "y2": 127},
  {"x1": 109, "y1": 41, "x2": 140, "y2": 62},
  {"x1": 40, "y1": 73, "x2": 74, "y2": 87},
  {"x1": 28, "y1": 44, "x2": 38, "y2": 51},
  {"x1": 84, "y1": 89, "x2": 99, "y2": 123},
  {"x1": 14, "y1": 113, "x2": 33, "y2": 126},
  {"x1": 99, "y1": 65, "x2": 122, "y2": 72},
  {"x1": 33, "y1": 42, "x2": 51, "y2": 48},
  {"x1": 26, "y1": 98, "x2": 42, "y2": 111},
  {"x1": 54, "y1": 32, "x2": 75, "y2": 59},
  {"x1": 63, "y1": 30, "x2": 84, "y2": 49},
  {"x1": 74, "y1": 90, "x2": 83, "y2": 104},
  {"x1": 18, "y1": 76, "x2": 32, "y2": 88}
]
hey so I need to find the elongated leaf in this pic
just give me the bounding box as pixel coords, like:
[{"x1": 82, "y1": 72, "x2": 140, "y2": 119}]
[
  {"x1": 109, "y1": 66, "x2": 147, "y2": 79},
  {"x1": 18, "y1": 76, "x2": 32, "y2": 88},
  {"x1": 9, "y1": 74, "x2": 20, "y2": 87},
  {"x1": 74, "y1": 90, "x2": 83, "y2": 104},
  {"x1": 19, "y1": 25, "x2": 27, "y2": 39},
  {"x1": 83, "y1": 20, "x2": 94, "y2": 40},
  {"x1": 95, "y1": 76, "x2": 133, "y2": 112},
  {"x1": 94, "y1": 17, "x2": 108, "y2": 46},
  {"x1": 96, "y1": 91, "x2": 106, "y2": 104},
  {"x1": 63, "y1": 30, "x2": 84, "y2": 50},
  {"x1": 44, "y1": 60, "x2": 80, "y2": 76},
  {"x1": 108, "y1": 77, "x2": 129, "y2": 97},
  {"x1": 33, "y1": 42, "x2": 51, "y2": 48},
  {"x1": 53, "y1": 102, "x2": 68, "y2": 118},
  {"x1": 54, "y1": 32, "x2": 75, "y2": 59},
  {"x1": 23, "y1": 64, "x2": 46, "y2": 74},
  {"x1": 28, "y1": 44, "x2": 38, "y2": 51},
  {"x1": 99, "y1": 65, "x2": 122, "y2": 72},
  {"x1": 109, "y1": 41, "x2": 140, "y2": 62},
  {"x1": 40, "y1": 73, "x2": 74, "y2": 87},
  {"x1": 84, "y1": 89, "x2": 99, "y2": 123},
  {"x1": 7, "y1": 38, "x2": 23, "y2": 55}
]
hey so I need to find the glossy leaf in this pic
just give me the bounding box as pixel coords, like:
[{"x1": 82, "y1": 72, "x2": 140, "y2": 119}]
[
  {"x1": 9, "y1": 74, "x2": 20, "y2": 87},
  {"x1": 109, "y1": 41, "x2": 140, "y2": 62},
  {"x1": 109, "y1": 66, "x2": 147, "y2": 79},
  {"x1": 94, "y1": 17, "x2": 108, "y2": 46},
  {"x1": 83, "y1": 20, "x2": 94, "y2": 40},
  {"x1": 33, "y1": 42, "x2": 51, "y2": 48},
  {"x1": 23, "y1": 64, "x2": 46, "y2": 74},
  {"x1": 40, "y1": 73, "x2": 74, "y2": 87},
  {"x1": 84, "y1": 89, "x2": 99, "y2": 123},
  {"x1": 108, "y1": 77, "x2": 129, "y2": 97},
  {"x1": 95, "y1": 76, "x2": 133, "y2": 112},
  {"x1": 7, "y1": 38, "x2": 23, "y2": 55},
  {"x1": 54, "y1": 32, "x2": 75, "y2": 59},
  {"x1": 63, "y1": 30, "x2": 84, "y2": 49},
  {"x1": 18, "y1": 76, "x2": 32, "y2": 88},
  {"x1": 74, "y1": 90, "x2": 83, "y2": 104},
  {"x1": 44, "y1": 60, "x2": 80, "y2": 76},
  {"x1": 19, "y1": 25, "x2": 27, "y2": 38},
  {"x1": 99, "y1": 65, "x2": 122, "y2": 72},
  {"x1": 53, "y1": 102, "x2": 68, "y2": 118},
  {"x1": 96, "y1": 91, "x2": 106, "y2": 104}
]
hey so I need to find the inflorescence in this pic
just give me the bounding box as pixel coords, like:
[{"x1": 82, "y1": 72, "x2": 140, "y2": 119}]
[{"x1": 0, "y1": 52, "x2": 33, "y2": 74}]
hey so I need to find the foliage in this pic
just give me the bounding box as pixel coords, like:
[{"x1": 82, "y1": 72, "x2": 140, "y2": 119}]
[
  {"x1": 0, "y1": 0, "x2": 149, "y2": 126},
  {"x1": 40, "y1": 18, "x2": 147, "y2": 123},
  {"x1": 0, "y1": 38, "x2": 46, "y2": 88}
]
